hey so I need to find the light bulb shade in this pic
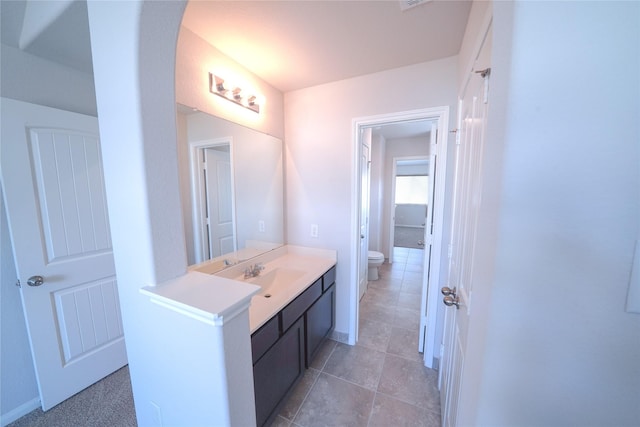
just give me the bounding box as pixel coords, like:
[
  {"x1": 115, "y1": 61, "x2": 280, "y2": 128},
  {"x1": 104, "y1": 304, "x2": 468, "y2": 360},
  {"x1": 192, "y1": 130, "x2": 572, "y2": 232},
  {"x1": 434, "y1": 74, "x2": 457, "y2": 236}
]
[{"x1": 209, "y1": 73, "x2": 260, "y2": 113}]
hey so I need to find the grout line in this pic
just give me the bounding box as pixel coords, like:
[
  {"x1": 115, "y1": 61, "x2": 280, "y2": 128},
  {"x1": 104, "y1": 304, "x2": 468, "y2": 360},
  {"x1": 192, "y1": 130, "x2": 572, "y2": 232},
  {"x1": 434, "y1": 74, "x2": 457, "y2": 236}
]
[
  {"x1": 319, "y1": 371, "x2": 378, "y2": 393},
  {"x1": 287, "y1": 369, "x2": 321, "y2": 426},
  {"x1": 285, "y1": 341, "x2": 337, "y2": 425}
]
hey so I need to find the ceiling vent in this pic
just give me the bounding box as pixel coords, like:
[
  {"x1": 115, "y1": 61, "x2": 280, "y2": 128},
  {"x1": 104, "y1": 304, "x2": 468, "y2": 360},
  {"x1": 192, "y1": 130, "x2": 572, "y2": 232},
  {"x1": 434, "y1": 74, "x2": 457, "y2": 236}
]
[{"x1": 399, "y1": 0, "x2": 432, "y2": 12}]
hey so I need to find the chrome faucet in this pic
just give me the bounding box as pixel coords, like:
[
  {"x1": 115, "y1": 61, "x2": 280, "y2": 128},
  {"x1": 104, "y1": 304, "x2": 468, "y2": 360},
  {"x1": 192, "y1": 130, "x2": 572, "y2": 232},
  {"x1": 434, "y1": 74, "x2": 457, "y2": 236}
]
[{"x1": 244, "y1": 263, "x2": 265, "y2": 279}]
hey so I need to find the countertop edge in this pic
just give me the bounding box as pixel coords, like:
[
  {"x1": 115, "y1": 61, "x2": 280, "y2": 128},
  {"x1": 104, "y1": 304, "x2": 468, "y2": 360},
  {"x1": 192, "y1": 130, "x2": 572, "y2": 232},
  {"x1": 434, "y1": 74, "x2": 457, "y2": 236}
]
[{"x1": 140, "y1": 271, "x2": 260, "y2": 326}]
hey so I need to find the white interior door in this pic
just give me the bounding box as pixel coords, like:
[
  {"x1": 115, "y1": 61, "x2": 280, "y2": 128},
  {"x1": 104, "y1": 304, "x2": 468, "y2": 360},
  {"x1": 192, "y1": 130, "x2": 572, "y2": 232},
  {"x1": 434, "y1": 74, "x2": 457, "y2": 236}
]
[
  {"x1": 419, "y1": 124, "x2": 438, "y2": 354},
  {"x1": 439, "y1": 27, "x2": 492, "y2": 427},
  {"x1": 203, "y1": 147, "x2": 234, "y2": 258},
  {"x1": 359, "y1": 128, "x2": 372, "y2": 300},
  {"x1": 1, "y1": 98, "x2": 127, "y2": 411}
]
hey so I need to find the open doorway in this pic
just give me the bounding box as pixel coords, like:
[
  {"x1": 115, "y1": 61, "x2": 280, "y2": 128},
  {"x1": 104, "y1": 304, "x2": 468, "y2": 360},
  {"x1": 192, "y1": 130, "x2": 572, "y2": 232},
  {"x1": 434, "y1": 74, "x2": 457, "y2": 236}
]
[
  {"x1": 389, "y1": 157, "x2": 430, "y2": 254},
  {"x1": 352, "y1": 107, "x2": 450, "y2": 369}
]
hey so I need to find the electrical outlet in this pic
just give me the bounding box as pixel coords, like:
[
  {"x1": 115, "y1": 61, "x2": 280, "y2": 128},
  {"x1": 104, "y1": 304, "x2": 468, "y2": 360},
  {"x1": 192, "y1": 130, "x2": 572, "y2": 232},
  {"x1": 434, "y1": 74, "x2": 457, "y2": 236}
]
[
  {"x1": 311, "y1": 224, "x2": 319, "y2": 238},
  {"x1": 259, "y1": 220, "x2": 265, "y2": 232}
]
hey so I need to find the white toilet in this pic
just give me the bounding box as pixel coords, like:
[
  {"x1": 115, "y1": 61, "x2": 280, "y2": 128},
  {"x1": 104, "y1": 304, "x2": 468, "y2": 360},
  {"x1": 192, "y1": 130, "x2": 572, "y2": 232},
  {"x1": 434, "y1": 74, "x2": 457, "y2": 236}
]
[{"x1": 367, "y1": 251, "x2": 385, "y2": 280}]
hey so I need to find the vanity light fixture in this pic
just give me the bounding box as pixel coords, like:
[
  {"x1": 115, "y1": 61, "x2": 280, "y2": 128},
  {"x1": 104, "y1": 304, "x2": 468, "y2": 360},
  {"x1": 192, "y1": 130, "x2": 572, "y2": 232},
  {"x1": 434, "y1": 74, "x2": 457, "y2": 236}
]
[{"x1": 209, "y1": 73, "x2": 260, "y2": 114}]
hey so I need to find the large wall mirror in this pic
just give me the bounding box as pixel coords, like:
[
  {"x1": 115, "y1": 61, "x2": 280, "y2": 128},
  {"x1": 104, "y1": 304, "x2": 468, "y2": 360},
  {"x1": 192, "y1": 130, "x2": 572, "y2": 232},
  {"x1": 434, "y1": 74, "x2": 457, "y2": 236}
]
[{"x1": 176, "y1": 104, "x2": 284, "y2": 273}]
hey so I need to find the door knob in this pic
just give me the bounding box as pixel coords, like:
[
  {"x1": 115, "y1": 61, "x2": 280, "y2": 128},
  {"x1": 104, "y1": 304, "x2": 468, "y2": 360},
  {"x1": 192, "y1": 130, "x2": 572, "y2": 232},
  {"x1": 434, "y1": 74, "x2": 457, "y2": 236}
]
[
  {"x1": 27, "y1": 276, "x2": 44, "y2": 287},
  {"x1": 441, "y1": 286, "x2": 457, "y2": 297},
  {"x1": 443, "y1": 295, "x2": 460, "y2": 309}
]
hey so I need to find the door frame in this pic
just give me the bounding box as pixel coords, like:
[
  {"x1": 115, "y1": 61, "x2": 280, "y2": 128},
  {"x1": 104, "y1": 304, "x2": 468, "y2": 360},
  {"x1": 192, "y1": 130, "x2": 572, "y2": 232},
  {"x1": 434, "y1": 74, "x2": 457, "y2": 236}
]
[
  {"x1": 388, "y1": 155, "x2": 430, "y2": 260},
  {"x1": 350, "y1": 106, "x2": 450, "y2": 369},
  {"x1": 359, "y1": 130, "x2": 372, "y2": 301},
  {"x1": 188, "y1": 137, "x2": 237, "y2": 264}
]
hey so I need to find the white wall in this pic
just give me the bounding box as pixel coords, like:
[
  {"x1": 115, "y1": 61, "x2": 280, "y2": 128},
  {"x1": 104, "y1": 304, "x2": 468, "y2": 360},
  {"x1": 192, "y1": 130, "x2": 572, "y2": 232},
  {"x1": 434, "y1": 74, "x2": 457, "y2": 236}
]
[
  {"x1": 285, "y1": 57, "x2": 458, "y2": 340},
  {"x1": 88, "y1": 2, "x2": 190, "y2": 424},
  {"x1": 0, "y1": 191, "x2": 39, "y2": 424},
  {"x1": 176, "y1": 27, "x2": 284, "y2": 140},
  {"x1": 0, "y1": 44, "x2": 97, "y2": 116},
  {"x1": 88, "y1": 3, "x2": 257, "y2": 425},
  {"x1": 459, "y1": 1, "x2": 640, "y2": 425}
]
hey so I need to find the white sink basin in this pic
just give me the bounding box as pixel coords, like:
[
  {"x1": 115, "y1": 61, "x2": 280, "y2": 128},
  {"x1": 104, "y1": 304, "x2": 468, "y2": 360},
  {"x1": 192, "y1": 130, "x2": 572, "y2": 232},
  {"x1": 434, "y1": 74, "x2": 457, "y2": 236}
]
[{"x1": 245, "y1": 267, "x2": 307, "y2": 296}]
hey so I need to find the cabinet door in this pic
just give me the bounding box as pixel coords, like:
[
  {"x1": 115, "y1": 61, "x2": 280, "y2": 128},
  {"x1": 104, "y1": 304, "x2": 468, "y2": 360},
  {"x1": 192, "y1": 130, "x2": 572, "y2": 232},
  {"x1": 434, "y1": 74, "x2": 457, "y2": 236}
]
[
  {"x1": 251, "y1": 314, "x2": 280, "y2": 364},
  {"x1": 253, "y1": 317, "x2": 305, "y2": 427},
  {"x1": 305, "y1": 283, "x2": 335, "y2": 367}
]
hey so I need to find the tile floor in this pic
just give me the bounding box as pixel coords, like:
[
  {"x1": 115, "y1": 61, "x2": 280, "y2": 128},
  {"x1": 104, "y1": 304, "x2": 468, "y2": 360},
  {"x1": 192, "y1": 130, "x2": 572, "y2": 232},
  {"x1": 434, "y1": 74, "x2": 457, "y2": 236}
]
[{"x1": 271, "y1": 247, "x2": 441, "y2": 427}]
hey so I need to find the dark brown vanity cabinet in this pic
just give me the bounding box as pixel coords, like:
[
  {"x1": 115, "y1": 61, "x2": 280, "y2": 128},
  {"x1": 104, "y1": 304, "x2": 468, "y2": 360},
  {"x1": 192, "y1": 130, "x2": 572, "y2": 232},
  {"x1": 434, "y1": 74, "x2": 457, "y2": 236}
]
[
  {"x1": 251, "y1": 265, "x2": 336, "y2": 427},
  {"x1": 253, "y1": 317, "x2": 304, "y2": 427}
]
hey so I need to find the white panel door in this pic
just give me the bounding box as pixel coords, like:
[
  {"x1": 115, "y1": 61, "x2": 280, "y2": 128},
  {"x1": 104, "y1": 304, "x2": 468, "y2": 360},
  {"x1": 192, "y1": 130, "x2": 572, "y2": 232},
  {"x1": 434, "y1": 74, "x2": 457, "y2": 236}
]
[
  {"x1": 419, "y1": 123, "x2": 438, "y2": 353},
  {"x1": 204, "y1": 147, "x2": 235, "y2": 258},
  {"x1": 1, "y1": 98, "x2": 127, "y2": 411},
  {"x1": 439, "y1": 26, "x2": 492, "y2": 427}
]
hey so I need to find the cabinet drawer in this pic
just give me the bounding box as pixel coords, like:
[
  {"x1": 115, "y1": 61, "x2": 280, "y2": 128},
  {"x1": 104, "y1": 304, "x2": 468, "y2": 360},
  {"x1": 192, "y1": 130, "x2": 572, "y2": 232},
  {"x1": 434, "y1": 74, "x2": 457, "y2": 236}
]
[
  {"x1": 322, "y1": 265, "x2": 336, "y2": 292},
  {"x1": 282, "y1": 278, "x2": 322, "y2": 332},
  {"x1": 251, "y1": 314, "x2": 280, "y2": 364}
]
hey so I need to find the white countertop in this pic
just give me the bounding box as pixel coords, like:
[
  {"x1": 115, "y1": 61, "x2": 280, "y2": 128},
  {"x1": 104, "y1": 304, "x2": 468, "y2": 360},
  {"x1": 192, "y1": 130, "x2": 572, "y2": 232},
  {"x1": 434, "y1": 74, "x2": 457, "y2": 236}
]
[
  {"x1": 213, "y1": 245, "x2": 337, "y2": 332},
  {"x1": 141, "y1": 245, "x2": 337, "y2": 333},
  {"x1": 140, "y1": 271, "x2": 260, "y2": 326}
]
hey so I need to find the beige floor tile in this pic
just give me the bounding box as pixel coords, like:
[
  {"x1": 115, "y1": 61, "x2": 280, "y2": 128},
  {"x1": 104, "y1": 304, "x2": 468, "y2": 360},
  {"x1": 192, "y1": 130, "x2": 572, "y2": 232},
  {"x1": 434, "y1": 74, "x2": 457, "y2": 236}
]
[
  {"x1": 404, "y1": 262, "x2": 424, "y2": 273},
  {"x1": 309, "y1": 338, "x2": 337, "y2": 370},
  {"x1": 397, "y1": 291, "x2": 422, "y2": 310},
  {"x1": 369, "y1": 393, "x2": 430, "y2": 427},
  {"x1": 360, "y1": 300, "x2": 396, "y2": 323},
  {"x1": 386, "y1": 327, "x2": 423, "y2": 362},
  {"x1": 381, "y1": 268, "x2": 405, "y2": 280},
  {"x1": 393, "y1": 307, "x2": 421, "y2": 331},
  {"x1": 368, "y1": 277, "x2": 402, "y2": 291},
  {"x1": 378, "y1": 354, "x2": 440, "y2": 413},
  {"x1": 403, "y1": 271, "x2": 424, "y2": 283},
  {"x1": 294, "y1": 373, "x2": 374, "y2": 427},
  {"x1": 400, "y1": 280, "x2": 423, "y2": 295},
  {"x1": 323, "y1": 343, "x2": 386, "y2": 390},
  {"x1": 269, "y1": 415, "x2": 292, "y2": 427},
  {"x1": 360, "y1": 286, "x2": 400, "y2": 305},
  {"x1": 278, "y1": 368, "x2": 320, "y2": 421},
  {"x1": 357, "y1": 318, "x2": 393, "y2": 352}
]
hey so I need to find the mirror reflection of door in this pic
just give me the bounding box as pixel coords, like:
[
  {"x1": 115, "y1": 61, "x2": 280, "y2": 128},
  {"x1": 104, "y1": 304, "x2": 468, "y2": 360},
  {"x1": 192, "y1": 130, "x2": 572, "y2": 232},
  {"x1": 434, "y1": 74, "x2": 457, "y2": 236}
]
[
  {"x1": 178, "y1": 109, "x2": 285, "y2": 270},
  {"x1": 202, "y1": 146, "x2": 235, "y2": 259},
  {"x1": 191, "y1": 142, "x2": 236, "y2": 263}
]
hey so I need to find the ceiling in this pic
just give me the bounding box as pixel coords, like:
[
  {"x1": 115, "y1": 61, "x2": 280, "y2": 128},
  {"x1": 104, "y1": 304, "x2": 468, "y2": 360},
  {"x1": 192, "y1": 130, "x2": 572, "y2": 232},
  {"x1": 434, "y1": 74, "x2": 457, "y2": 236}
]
[
  {"x1": 0, "y1": 0, "x2": 93, "y2": 73},
  {"x1": 181, "y1": 0, "x2": 471, "y2": 93},
  {"x1": 1, "y1": 0, "x2": 471, "y2": 138}
]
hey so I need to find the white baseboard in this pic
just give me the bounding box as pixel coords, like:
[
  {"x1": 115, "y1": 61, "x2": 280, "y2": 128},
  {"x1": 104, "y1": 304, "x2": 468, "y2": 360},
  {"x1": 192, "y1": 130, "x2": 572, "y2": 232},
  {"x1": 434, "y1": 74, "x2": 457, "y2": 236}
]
[
  {"x1": 1, "y1": 397, "x2": 40, "y2": 426},
  {"x1": 330, "y1": 329, "x2": 349, "y2": 344}
]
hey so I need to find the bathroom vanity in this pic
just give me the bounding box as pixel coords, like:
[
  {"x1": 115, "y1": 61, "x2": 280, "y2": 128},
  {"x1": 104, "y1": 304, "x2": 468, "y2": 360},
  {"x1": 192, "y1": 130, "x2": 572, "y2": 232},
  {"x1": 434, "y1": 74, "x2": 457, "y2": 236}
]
[
  {"x1": 140, "y1": 245, "x2": 336, "y2": 427},
  {"x1": 210, "y1": 246, "x2": 336, "y2": 426},
  {"x1": 250, "y1": 264, "x2": 335, "y2": 426}
]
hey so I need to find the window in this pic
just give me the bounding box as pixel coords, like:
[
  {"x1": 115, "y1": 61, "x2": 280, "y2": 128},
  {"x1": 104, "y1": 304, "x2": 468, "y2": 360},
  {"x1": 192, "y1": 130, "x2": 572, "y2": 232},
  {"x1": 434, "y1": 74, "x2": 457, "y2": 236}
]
[{"x1": 395, "y1": 176, "x2": 429, "y2": 204}]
